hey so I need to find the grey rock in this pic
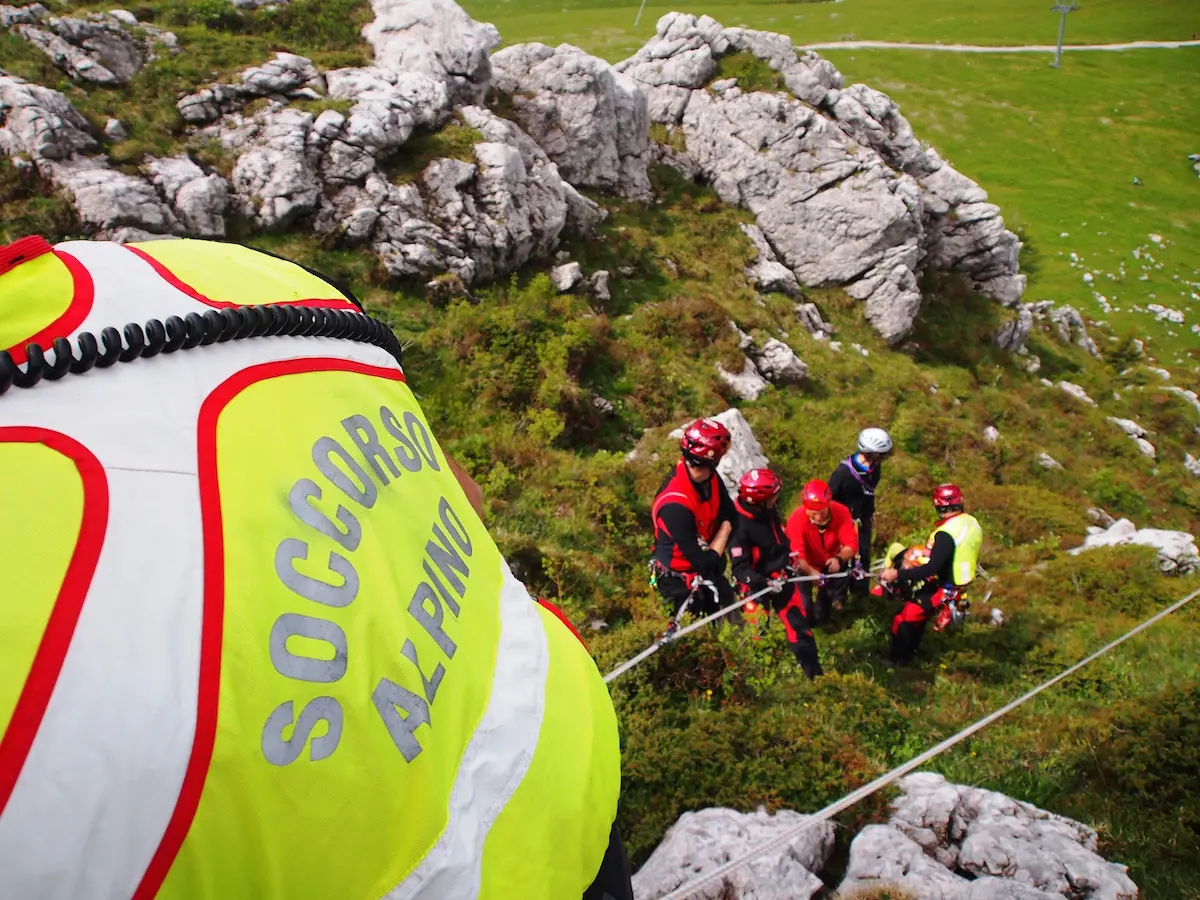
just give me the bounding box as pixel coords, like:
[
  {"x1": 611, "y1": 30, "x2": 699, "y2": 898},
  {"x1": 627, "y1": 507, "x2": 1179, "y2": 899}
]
[
  {"x1": 363, "y1": 0, "x2": 500, "y2": 106},
  {"x1": 107, "y1": 9, "x2": 139, "y2": 26},
  {"x1": 16, "y1": 24, "x2": 121, "y2": 85},
  {"x1": 983, "y1": 425, "x2": 1000, "y2": 443},
  {"x1": 740, "y1": 222, "x2": 802, "y2": 299},
  {"x1": 490, "y1": 42, "x2": 651, "y2": 198},
  {"x1": 1036, "y1": 453, "x2": 1063, "y2": 470},
  {"x1": 322, "y1": 106, "x2": 599, "y2": 285},
  {"x1": 1106, "y1": 416, "x2": 1146, "y2": 439},
  {"x1": 45, "y1": 156, "x2": 179, "y2": 234},
  {"x1": 752, "y1": 338, "x2": 808, "y2": 384},
  {"x1": 841, "y1": 774, "x2": 1139, "y2": 900},
  {"x1": 147, "y1": 155, "x2": 229, "y2": 237},
  {"x1": 0, "y1": 72, "x2": 99, "y2": 160},
  {"x1": 322, "y1": 67, "x2": 450, "y2": 183},
  {"x1": 1, "y1": 4, "x2": 49, "y2": 27},
  {"x1": 14, "y1": 14, "x2": 147, "y2": 85},
  {"x1": 678, "y1": 83, "x2": 924, "y2": 343},
  {"x1": 1070, "y1": 518, "x2": 1199, "y2": 575},
  {"x1": 795, "y1": 302, "x2": 833, "y2": 339},
  {"x1": 1186, "y1": 453, "x2": 1200, "y2": 478},
  {"x1": 1049, "y1": 305, "x2": 1101, "y2": 358},
  {"x1": 177, "y1": 83, "x2": 249, "y2": 125},
  {"x1": 551, "y1": 261, "x2": 583, "y2": 292},
  {"x1": 102, "y1": 226, "x2": 179, "y2": 243},
  {"x1": 718, "y1": 355, "x2": 770, "y2": 402},
  {"x1": 729, "y1": 320, "x2": 754, "y2": 351},
  {"x1": 240, "y1": 52, "x2": 321, "y2": 96},
  {"x1": 633, "y1": 806, "x2": 834, "y2": 900},
  {"x1": 103, "y1": 117, "x2": 127, "y2": 141},
  {"x1": 589, "y1": 269, "x2": 611, "y2": 301},
  {"x1": 617, "y1": 14, "x2": 1024, "y2": 343},
  {"x1": 229, "y1": 107, "x2": 322, "y2": 229},
  {"x1": 1086, "y1": 507, "x2": 1116, "y2": 528},
  {"x1": 995, "y1": 304, "x2": 1034, "y2": 352},
  {"x1": 1056, "y1": 380, "x2": 1097, "y2": 407},
  {"x1": 840, "y1": 824, "x2": 971, "y2": 900},
  {"x1": 178, "y1": 53, "x2": 325, "y2": 125},
  {"x1": 592, "y1": 395, "x2": 615, "y2": 415}
]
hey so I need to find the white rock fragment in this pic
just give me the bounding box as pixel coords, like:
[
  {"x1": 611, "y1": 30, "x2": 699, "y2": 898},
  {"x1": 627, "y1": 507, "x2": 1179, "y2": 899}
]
[
  {"x1": 1056, "y1": 380, "x2": 1096, "y2": 406},
  {"x1": 1070, "y1": 518, "x2": 1199, "y2": 575},
  {"x1": 551, "y1": 261, "x2": 583, "y2": 292}
]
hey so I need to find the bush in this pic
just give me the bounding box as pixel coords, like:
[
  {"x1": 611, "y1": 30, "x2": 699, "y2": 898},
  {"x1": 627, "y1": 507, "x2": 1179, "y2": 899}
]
[
  {"x1": 1096, "y1": 685, "x2": 1200, "y2": 833},
  {"x1": 1088, "y1": 468, "x2": 1149, "y2": 520}
]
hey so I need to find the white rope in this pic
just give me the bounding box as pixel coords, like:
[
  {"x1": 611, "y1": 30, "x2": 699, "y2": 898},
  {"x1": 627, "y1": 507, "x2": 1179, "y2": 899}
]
[
  {"x1": 633, "y1": 0, "x2": 651, "y2": 29},
  {"x1": 604, "y1": 570, "x2": 863, "y2": 684},
  {"x1": 655, "y1": 585, "x2": 1200, "y2": 900}
]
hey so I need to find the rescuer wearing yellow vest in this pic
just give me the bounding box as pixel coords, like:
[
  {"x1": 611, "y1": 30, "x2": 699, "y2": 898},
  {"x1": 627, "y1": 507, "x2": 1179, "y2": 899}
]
[
  {"x1": 0, "y1": 235, "x2": 631, "y2": 900},
  {"x1": 877, "y1": 483, "x2": 983, "y2": 666}
]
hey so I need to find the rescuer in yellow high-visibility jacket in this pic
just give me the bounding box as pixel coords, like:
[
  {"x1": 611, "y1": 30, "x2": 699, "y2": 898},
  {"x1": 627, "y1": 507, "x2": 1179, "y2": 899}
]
[
  {"x1": 0, "y1": 235, "x2": 630, "y2": 900},
  {"x1": 878, "y1": 483, "x2": 983, "y2": 666}
]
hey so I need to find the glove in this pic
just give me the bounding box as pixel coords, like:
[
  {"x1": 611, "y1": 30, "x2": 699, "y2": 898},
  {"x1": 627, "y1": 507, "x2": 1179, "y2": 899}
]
[{"x1": 768, "y1": 577, "x2": 785, "y2": 593}]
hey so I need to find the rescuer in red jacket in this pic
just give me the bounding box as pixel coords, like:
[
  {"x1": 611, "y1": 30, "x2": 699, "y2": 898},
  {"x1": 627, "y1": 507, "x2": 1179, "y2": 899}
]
[
  {"x1": 729, "y1": 469, "x2": 824, "y2": 679},
  {"x1": 650, "y1": 418, "x2": 736, "y2": 617},
  {"x1": 785, "y1": 479, "x2": 859, "y2": 624}
]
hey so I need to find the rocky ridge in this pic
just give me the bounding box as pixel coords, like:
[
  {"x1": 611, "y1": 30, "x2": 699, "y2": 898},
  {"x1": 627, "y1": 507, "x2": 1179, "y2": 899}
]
[
  {"x1": 1, "y1": 0, "x2": 1034, "y2": 346},
  {"x1": 634, "y1": 773, "x2": 1140, "y2": 900}
]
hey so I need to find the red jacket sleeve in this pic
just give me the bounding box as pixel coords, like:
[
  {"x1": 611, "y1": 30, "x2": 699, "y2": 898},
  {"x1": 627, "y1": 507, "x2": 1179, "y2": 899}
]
[
  {"x1": 833, "y1": 503, "x2": 858, "y2": 552},
  {"x1": 784, "y1": 508, "x2": 805, "y2": 557}
]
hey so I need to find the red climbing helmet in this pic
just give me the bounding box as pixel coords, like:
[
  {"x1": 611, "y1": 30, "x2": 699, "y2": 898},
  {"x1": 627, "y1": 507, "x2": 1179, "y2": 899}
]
[
  {"x1": 681, "y1": 418, "x2": 731, "y2": 465},
  {"x1": 933, "y1": 483, "x2": 964, "y2": 512},
  {"x1": 801, "y1": 479, "x2": 832, "y2": 512},
  {"x1": 739, "y1": 468, "x2": 782, "y2": 505}
]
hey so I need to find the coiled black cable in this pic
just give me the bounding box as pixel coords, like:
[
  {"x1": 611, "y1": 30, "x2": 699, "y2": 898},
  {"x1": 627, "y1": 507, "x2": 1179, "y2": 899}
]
[{"x1": 0, "y1": 304, "x2": 403, "y2": 396}]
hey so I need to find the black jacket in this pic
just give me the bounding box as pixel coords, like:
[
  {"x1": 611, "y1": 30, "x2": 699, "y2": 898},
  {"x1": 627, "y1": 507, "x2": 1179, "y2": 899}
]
[
  {"x1": 729, "y1": 501, "x2": 793, "y2": 591},
  {"x1": 652, "y1": 469, "x2": 735, "y2": 573},
  {"x1": 829, "y1": 456, "x2": 881, "y2": 523},
  {"x1": 897, "y1": 530, "x2": 956, "y2": 587}
]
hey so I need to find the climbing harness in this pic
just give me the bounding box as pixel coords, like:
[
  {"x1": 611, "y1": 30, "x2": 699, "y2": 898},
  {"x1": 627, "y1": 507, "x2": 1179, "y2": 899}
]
[
  {"x1": 657, "y1": 584, "x2": 1200, "y2": 899},
  {"x1": 664, "y1": 577, "x2": 720, "y2": 639}
]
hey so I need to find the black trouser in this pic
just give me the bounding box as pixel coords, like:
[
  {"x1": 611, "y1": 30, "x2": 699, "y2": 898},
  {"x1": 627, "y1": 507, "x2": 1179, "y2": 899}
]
[
  {"x1": 798, "y1": 575, "x2": 848, "y2": 625},
  {"x1": 853, "y1": 516, "x2": 873, "y2": 595},
  {"x1": 889, "y1": 584, "x2": 939, "y2": 664},
  {"x1": 583, "y1": 823, "x2": 634, "y2": 900},
  {"x1": 774, "y1": 586, "x2": 823, "y2": 679},
  {"x1": 657, "y1": 569, "x2": 734, "y2": 618}
]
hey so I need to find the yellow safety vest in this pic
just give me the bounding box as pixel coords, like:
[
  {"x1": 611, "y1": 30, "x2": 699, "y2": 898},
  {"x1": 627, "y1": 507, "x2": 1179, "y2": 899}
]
[
  {"x1": 929, "y1": 512, "x2": 983, "y2": 587},
  {"x1": 0, "y1": 237, "x2": 620, "y2": 900}
]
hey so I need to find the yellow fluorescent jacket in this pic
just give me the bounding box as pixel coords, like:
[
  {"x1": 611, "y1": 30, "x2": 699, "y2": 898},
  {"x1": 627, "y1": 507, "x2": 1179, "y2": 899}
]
[
  {"x1": 0, "y1": 237, "x2": 620, "y2": 900},
  {"x1": 929, "y1": 513, "x2": 984, "y2": 587}
]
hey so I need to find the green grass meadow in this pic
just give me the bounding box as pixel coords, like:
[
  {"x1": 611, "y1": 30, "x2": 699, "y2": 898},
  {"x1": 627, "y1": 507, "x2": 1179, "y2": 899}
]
[{"x1": 463, "y1": 0, "x2": 1199, "y2": 60}]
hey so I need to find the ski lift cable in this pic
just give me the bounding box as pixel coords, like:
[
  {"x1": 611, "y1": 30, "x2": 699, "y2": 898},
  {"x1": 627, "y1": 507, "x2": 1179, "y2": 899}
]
[{"x1": 655, "y1": 585, "x2": 1200, "y2": 900}]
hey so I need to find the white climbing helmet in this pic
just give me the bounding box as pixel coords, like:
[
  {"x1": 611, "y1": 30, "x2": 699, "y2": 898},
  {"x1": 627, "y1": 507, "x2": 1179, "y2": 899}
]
[{"x1": 857, "y1": 427, "x2": 893, "y2": 454}]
